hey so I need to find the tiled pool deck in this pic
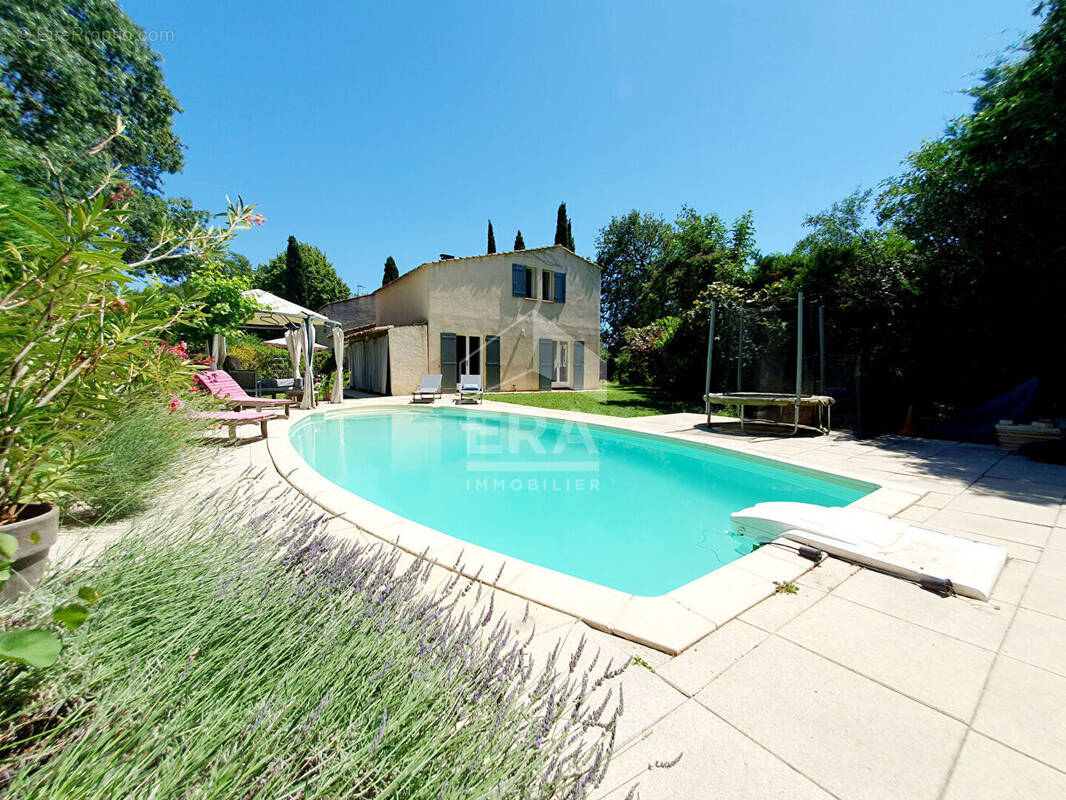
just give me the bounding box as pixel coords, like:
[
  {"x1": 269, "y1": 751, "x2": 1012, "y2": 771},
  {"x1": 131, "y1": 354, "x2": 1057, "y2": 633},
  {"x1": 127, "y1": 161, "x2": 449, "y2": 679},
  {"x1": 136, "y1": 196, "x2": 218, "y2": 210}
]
[{"x1": 58, "y1": 395, "x2": 1066, "y2": 798}]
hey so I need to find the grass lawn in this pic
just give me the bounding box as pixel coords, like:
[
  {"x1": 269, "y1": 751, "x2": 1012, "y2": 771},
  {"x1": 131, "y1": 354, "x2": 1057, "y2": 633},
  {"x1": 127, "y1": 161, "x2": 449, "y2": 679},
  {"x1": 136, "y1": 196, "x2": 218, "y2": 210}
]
[{"x1": 485, "y1": 383, "x2": 700, "y2": 418}]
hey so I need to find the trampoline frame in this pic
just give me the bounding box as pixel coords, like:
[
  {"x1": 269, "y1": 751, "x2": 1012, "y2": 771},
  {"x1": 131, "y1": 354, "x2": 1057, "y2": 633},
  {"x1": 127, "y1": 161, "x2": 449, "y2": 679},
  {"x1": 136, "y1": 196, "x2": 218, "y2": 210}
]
[{"x1": 703, "y1": 292, "x2": 834, "y2": 435}]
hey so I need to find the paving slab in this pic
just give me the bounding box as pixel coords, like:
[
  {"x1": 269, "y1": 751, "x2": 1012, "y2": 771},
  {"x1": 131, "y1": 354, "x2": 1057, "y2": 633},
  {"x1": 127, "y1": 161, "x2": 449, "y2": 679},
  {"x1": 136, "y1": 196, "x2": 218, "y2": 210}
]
[
  {"x1": 943, "y1": 731, "x2": 1066, "y2": 800},
  {"x1": 972, "y1": 655, "x2": 1066, "y2": 772},
  {"x1": 1021, "y1": 547, "x2": 1066, "y2": 620},
  {"x1": 778, "y1": 594, "x2": 995, "y2": 720},
  {"x1": 655, "y1": 620, "x2": 769, "y2": 697},
  {"x1": 697, "y1": 636, "x2": 966, "y2": 800},
  {"x1": 1000, "y1": 608, "x2": 1066, "y2": 678},
  {"x1": 595, "y1": 700, "x2": 834, "y2": 800},
  {"x1": 832, "y1": 568, "x2": 1014, "y2": 651}
]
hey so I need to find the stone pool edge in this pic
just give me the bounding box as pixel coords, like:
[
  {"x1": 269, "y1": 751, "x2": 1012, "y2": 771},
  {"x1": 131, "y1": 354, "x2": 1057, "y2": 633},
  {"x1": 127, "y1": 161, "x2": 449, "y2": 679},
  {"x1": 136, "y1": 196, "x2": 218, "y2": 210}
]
[{"x1": 266, "y1": 404, "x2": 924, "y2": 655}]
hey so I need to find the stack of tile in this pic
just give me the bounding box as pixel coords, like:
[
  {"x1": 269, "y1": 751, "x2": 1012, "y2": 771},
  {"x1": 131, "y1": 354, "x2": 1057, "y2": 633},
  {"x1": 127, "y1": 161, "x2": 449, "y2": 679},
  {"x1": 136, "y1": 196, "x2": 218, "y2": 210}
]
[{"x1": 994, "y1": 420, "x2": 1063, "y2": 451}]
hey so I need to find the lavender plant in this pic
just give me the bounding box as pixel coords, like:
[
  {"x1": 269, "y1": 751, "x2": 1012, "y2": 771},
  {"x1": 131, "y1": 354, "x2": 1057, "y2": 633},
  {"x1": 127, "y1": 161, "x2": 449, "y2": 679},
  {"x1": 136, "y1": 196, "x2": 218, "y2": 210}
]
[{"x1": 0, "y1": 481, "x2": 631, "y2": 798}]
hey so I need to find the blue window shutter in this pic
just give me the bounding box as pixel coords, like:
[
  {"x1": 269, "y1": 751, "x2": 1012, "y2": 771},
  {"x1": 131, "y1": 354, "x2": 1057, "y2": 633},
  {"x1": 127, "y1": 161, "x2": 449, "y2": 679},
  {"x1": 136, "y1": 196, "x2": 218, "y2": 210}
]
[
  {"x1": 538, "y1": 339, "x2": 552, "y2": 391},
  {"x1": 512, "y1": 264, "x2": 525, "y2": 297},
  {"x1": 440, "y1": 332, "x2": 457, "y2": 391},
  {"x1": 554, "y1": 272, "x2": 566, "y2": 303}
]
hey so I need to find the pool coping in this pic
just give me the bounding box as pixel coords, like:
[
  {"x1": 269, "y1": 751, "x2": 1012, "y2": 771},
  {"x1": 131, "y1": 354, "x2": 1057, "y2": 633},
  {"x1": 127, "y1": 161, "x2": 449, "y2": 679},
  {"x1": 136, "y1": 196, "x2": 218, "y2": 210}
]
[{"x1": 265, "y1": 401, "x2": 927, "y2": 655}]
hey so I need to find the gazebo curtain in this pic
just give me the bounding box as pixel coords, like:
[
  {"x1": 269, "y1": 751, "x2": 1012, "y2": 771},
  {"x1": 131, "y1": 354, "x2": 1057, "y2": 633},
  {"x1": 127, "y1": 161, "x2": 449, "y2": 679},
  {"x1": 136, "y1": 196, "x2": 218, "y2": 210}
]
[
  {"x1": 283, "y1": 328, "x2": 302, "y2": 380},
  {"x1": 348, "y1": 334, "x2": 388, "y2": 394},
  {"x1": 330, "y1": 325, "x2": 345, "y2": 404},
  {"x1": 210, "y1": 333, "x2": 227, "y2": 369},
  {"x1": 300, "y1": 318, "x2": 314, "y2": 410}
]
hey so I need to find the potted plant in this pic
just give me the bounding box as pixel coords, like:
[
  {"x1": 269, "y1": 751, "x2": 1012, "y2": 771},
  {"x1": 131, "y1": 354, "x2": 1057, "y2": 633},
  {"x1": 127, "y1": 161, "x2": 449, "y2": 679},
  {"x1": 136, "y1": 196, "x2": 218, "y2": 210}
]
[{"x1": 0, "y1": 122, "x2": 262, "y2": 598}]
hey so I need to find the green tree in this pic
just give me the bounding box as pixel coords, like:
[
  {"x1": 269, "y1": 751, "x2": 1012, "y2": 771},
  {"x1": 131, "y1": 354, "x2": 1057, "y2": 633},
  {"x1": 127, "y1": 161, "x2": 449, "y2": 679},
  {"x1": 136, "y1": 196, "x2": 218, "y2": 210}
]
[
  {"x1": 382, "y1": 255, "x2": 399, "y2": 287},
  {"x1": 514, "y1": 230, "x2": 525, "y2": 250},
  {"x1": 554, "y1": 202, "x2": 570, "y2": 247},
  {"x1": 284, "y1": 235, "x2": 307, "y2": 307},
  {"x1": 594, "y1": 210, "x2": 671, "y2": 353},
  {"x1": 566, "y1": 218, "x2": 575, "y2": 251},
  {"x1": 487, "y1": 220, "x2": 496, "y2": 254},
  {"x1": 0, "y1": 0, "x2": 183, "y2": 197},
  {"x1": 255, "y1": 239, "x2": 350, "y2": 311},
  {"x1": 120, "y1": 194, "x2": 209, "y2": 280},
  {"x1": 877, "y1": 0, "x2": 1066, "y2": 410}
]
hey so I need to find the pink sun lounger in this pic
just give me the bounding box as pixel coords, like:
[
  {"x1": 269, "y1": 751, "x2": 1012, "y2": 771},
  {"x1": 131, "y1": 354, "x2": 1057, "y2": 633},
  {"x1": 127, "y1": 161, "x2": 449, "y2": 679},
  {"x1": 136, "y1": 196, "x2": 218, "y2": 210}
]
[
  {"x1": 194, "y1": 370, "x2": 295, "y2": 417},
  {"x1": 190, "y1": 409, "x2": 280, "y2": 440}
]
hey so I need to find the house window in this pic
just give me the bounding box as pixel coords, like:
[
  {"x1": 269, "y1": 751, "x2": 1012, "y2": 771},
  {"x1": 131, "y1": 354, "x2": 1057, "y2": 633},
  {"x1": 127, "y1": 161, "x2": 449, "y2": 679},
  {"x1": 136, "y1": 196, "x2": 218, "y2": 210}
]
[
  {"x1": 541, "y1": 270, "x2": 553, "y2": 301},
  {"x1": 524, "y1": 267, "x2": 535, "y2": 299}
]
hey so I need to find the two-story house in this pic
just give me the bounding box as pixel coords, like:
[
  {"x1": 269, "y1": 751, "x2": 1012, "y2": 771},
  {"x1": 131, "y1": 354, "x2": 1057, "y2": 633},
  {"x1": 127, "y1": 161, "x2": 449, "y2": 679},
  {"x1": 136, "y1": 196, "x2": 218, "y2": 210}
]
[{"x1": 322, "y1": 245, "x2": 601, "y2": 395}]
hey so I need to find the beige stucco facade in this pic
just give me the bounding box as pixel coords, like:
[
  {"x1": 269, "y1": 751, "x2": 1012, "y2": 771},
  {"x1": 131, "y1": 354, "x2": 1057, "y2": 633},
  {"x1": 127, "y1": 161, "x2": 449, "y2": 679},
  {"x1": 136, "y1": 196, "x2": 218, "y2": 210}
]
[{"x1": 336, "y1": 246, "x2": 600, "y2": 394}]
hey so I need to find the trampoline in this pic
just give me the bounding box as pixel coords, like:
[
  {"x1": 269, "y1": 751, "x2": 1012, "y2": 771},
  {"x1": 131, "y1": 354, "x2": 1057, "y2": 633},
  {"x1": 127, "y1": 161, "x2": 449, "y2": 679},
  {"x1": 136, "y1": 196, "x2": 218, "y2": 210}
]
[{"x1": 703, "y1": 293, "x2": 835, "y2": 435}]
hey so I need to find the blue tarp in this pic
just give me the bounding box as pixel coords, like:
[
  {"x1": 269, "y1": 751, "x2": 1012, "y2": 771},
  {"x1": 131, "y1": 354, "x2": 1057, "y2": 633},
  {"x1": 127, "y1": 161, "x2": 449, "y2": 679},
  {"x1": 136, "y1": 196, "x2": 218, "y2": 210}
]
[{"x1": 929, "y1": 377, "x2": 1039, "y2": 439}]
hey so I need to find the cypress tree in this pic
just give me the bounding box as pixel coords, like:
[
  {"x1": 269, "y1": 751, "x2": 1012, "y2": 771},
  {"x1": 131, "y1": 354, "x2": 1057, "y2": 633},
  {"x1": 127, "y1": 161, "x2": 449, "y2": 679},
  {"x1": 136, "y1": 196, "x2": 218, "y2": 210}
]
[
  {"x1": 566, "y1": 218, "x2": 575, "y2": 251},
  {"x1": 382, "y1": 255, "x2": 399, "y2": 287},
  {"x1": 514, "y1": 230, "x2": 525, "y2": 250},
  {"x1": 284, "y1": 235, "x2": 308, "y2": 307},
  {"x1": 487, "y1": 220, "x2": 496, "y2": 254},
  {"x1": 554, "y1": 202, "x2": 568, "y2": 246}
]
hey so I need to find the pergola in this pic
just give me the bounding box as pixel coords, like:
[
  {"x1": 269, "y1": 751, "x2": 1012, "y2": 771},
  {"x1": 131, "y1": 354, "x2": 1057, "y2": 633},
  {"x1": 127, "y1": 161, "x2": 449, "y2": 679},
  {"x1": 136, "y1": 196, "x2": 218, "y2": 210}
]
[{"x1": 209, "y1": 289, "x2": 345, "y2": 409}]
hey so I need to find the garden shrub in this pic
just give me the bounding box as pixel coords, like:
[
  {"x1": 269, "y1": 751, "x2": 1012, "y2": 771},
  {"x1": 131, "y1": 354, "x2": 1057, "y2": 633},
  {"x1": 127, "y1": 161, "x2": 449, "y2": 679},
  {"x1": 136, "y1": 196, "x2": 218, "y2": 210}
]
[
  {"x1": 61, "y1": 398, "x2": 212, "y2": 523},
  {"x1": 0, "y1": 483, "x2": 631, "y2": 799}
]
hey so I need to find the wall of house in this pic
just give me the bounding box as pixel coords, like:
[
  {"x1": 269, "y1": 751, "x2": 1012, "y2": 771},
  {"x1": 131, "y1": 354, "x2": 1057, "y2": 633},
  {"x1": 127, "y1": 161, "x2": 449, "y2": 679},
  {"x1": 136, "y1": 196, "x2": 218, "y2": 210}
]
[
  {"x1": 387, "y1": 324, "x2": 428, "y2": 395},
  {"x1": 423, "y1": 248, "x2": 601, "y2": 391},
  {"x1": 374, "y1": 267, "x2": 430, "y2": 327},
  {"x1": 320, "y1": 294, "x2": 376, "y2": 331},
  {"x1": 369, "y1": 247, "x2": 600, "y2": 393}
]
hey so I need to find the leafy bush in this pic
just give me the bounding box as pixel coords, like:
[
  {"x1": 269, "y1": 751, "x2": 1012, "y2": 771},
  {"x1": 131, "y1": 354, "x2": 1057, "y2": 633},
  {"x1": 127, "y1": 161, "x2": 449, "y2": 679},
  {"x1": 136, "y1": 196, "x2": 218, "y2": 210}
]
[
  {"x1": 0, "y1": 485, "x2": 630, "y2": 798},
  {"x1": 227, "y1": 332, "x2": 334, "y2": 380},
  {"x1": 61, "y1": 398, "x2": 212, "y2": 523},
  {"x1": 0, "y1": 139, "x2": 260, "y2": 523}
]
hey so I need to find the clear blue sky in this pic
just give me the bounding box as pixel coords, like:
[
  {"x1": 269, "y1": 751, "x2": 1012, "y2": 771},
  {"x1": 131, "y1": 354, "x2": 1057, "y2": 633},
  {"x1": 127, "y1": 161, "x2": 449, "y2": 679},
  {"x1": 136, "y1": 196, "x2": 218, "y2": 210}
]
[{"x1": 124, "y1": 0, "x2": 1038, "y2": 293}]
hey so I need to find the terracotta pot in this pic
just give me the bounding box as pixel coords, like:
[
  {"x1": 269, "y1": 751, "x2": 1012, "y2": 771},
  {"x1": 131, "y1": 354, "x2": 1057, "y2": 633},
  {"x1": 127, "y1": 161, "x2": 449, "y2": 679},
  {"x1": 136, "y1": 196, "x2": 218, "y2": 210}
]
[{"x1": 1, "y1": 503, "x2": 59, "y2": 602}]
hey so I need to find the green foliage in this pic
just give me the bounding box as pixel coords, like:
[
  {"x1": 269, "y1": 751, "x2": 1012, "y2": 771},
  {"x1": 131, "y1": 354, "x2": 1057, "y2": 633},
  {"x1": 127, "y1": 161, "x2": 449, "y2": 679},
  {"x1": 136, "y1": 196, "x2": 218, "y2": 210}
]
[
  {"x1": 773, "y1": 581, "x2": 799, "y2": 595},
  {"x1": 596, "y1": 206, "x2": 758, "y2": 395},
  {"x1": 255, "y1": 238, "x2": 350, "y2": 311},
  {"x1": 0, "y1": 0, "x2": 183, "y2": 197},
  {"x1": 876, "y1": 0, "x2": 1066, "y2": 411},
  {"x1": 554, "y1": 201, "x2": 575, "y2": 250},
  {"x1": 514, "y1": 229, "x2": 525, "y2": 250},
  {"x1": 226, "y1": 332, "x2": 332, "y2": 380},
  {"x1": 487, "y1": 220, "x2": 496, "y2": 254},
  {"x1": 486, "y1": 383, "x2": 699, "y2": 418},
  {"x1": 120, "y1": 193, "x2": 209, "y2": 280},
  {"x1": 169, "y1": 266, "x2": 258, "y2": 346},
  {"x1": 61, "y1": 398, "x2": 212, "y2": 523},
  {"x1": 0, "y1": 629, "x2": 62, "y2": 669},
  {"x1": 0, "y1": 485, "x2": 628, "y2": 797},
  {"x1": 382, "y1": 254, "x2": 399, "y2": 286},
  {"x1": 0, "y1": 149, "x2": 259, "y2": 521}
]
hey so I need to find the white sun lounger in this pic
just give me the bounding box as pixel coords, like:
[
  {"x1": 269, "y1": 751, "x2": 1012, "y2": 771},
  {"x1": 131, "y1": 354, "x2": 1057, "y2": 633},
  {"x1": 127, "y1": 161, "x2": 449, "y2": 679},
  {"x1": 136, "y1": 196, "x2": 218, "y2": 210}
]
[
  {"x1": 413, "y1": 374, "x2": 443, "y2": 403},
  {"x1": 730, "y1": 502, "x2": 1008, "y2": 601},
  {"x1": 455, "y1": 374, "x2": 484, "y2": 404}
]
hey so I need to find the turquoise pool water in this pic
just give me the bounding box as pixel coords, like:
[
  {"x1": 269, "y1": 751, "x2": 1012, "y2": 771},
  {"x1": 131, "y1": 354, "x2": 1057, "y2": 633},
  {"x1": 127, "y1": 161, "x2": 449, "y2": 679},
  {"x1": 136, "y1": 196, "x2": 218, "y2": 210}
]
[{"x1": 290, "y1": 408, "x2": 875, "y2": 596}]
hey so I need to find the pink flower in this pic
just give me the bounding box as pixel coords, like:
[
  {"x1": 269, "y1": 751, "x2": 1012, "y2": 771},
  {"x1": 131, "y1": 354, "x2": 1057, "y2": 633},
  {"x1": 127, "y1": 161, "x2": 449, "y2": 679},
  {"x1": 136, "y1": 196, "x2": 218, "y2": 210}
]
[
  {"x1": 167, "y1": 395, "x2": 184, "y2": 412},
  {"x1": 245, "y1": 213, "x2": 266, "y2": 226}
]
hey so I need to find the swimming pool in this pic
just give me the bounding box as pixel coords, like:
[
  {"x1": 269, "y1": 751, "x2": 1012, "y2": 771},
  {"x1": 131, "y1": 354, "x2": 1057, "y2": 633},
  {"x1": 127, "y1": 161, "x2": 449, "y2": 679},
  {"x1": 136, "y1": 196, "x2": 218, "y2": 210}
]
[{"x1": 289, "y1": 407, "x2": 874, "y2": 596}]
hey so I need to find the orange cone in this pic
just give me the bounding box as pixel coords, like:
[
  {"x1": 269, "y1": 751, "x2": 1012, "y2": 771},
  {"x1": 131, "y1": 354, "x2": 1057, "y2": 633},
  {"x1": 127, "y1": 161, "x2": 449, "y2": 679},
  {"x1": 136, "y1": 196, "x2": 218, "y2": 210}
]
[{"x1": 900, "y1": 404, "x2": 915, "y2": 436}]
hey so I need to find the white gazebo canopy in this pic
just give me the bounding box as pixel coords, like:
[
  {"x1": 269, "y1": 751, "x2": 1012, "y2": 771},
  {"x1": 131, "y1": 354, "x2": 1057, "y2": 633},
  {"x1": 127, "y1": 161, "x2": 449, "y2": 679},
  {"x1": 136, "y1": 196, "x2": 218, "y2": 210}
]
[
  {"x1": 242, "y1": 289, "x2": 332, "y2": 327},
  {"x1": 262, "y1": 335, "x2": 327, "y2": 351},
  {"x1": 209, "y1": 289, "x2": 346, "y2": 409}
]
